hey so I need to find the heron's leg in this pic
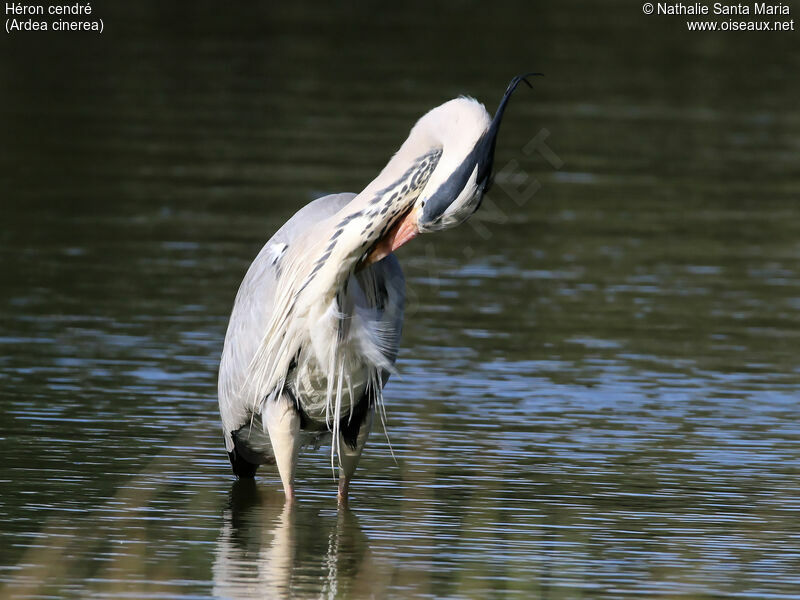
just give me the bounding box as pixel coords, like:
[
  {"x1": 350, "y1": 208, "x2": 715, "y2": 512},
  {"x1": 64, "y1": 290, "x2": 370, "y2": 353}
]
[
  {"x1": 264, "y1": 395, "x2": 302, "y2": 503},
  {"x1": 337, "y1": 407, "x2": 374, "y2": 506}
]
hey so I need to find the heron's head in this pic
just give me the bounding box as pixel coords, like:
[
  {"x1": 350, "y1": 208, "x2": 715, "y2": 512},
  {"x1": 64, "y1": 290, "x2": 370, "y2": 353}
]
[
  {"x1": 415, "y1": 73, "x2": 540, "y2": 233},
  {"x1": 363, "y1": 74, "x2": 539, "y2": 266}
]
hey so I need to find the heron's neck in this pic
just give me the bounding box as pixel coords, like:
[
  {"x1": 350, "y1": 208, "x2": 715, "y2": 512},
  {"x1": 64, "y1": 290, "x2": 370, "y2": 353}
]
[
  {"x1": 299, "y1": 98, "x2": 490, "y2": 306},
  {"x1": 304, "y1": 146, "x2": 441, "y2": 294}
]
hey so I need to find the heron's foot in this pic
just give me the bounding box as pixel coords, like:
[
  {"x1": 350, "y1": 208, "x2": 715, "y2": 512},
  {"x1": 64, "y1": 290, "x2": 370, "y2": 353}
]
[{"x1": 337, "y1": 477, "x2": 350, "y2": 507}]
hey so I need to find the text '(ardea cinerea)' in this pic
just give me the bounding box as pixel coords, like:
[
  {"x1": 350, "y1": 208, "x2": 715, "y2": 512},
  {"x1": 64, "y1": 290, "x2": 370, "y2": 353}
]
[{"x1": 217, "y1": 74, "x2": 539, "y2": 504}]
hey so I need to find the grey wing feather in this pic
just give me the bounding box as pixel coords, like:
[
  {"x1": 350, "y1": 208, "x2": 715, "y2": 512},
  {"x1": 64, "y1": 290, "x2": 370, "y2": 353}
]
[
  {"x1": 217, "y1": 192, "x2": 405, "y2": 452},
  {"x1": 353, "y1": 250, "x2": 405, "y2": 368}
]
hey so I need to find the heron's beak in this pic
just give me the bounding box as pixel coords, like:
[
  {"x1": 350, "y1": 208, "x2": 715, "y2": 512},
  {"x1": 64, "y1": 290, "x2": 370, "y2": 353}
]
[
  {"x1": 475, "y1": 72, "x2": 542, "y2": 192},
  {"x1": 363, "y1": 206, "x2": 419, "y2": 266}
]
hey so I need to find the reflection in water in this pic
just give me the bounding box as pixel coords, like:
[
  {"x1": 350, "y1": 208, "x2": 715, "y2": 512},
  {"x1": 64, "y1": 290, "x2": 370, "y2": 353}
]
[{"x1": 214, "y1": 481, "x2": 378, "y2": 599}]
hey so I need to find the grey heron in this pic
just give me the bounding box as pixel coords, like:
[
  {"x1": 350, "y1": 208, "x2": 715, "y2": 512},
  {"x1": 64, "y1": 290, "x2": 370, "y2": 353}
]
[{"x1": 218, "y1": 74, "x2": 538, "y2": 504}]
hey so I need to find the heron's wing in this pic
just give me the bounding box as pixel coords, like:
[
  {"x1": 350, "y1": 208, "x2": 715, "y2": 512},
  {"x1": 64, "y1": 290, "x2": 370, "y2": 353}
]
[
  {"x1": 353, "y1": 254, "x2": 405, "y2": 373},
  {"x1": 218, "y1": 193, "x2": 357, "y2": 451}
]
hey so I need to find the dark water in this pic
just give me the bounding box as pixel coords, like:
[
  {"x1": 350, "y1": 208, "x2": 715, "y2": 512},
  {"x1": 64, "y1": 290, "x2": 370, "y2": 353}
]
[{"x1": 2, "y1": 1, "x2": 800, "y2": 598}]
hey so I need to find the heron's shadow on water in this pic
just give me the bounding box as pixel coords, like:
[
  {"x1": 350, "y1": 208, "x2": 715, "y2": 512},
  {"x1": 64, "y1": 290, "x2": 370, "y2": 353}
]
[{"x1": 213, "y1": 479, "x2": 377, "y2": 598}]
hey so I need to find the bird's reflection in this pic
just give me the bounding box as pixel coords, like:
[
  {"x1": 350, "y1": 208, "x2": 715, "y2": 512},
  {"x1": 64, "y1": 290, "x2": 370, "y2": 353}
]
[{"x1": 213, "y1": 480, "x2": 376, "y2": 599}]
